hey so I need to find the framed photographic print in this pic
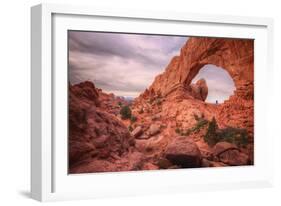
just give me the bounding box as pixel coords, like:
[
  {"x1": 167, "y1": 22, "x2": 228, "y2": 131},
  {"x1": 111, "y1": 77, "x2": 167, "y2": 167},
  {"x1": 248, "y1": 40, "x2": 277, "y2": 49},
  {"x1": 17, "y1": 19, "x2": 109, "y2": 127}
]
[{"x1": 31, "y1": 3, "x2": 274, "y2": 201}]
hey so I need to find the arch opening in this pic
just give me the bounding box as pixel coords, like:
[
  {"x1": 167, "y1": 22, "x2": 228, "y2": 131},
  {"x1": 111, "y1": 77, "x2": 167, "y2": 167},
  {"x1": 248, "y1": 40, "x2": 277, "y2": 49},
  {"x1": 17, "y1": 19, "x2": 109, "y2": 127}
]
[{"x1": 191, "y1": 64, "x2": 236, "y2": 104}]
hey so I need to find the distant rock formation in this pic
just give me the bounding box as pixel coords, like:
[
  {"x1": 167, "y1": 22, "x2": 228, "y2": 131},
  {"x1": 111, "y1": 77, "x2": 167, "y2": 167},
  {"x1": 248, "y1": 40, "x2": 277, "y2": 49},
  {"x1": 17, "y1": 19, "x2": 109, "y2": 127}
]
[{"x1": 190, "y1": 78, "x2": 208, "y2": 101}]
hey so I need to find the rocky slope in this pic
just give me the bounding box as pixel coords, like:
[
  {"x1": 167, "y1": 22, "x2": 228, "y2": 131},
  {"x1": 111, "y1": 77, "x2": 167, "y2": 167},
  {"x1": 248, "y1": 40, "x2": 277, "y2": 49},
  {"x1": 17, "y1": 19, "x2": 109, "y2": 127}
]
[
  {"x1": 69, "y1": 81, "x2": 143, "y2": 173},
  {"x1": 131, "y1": 37, "x2": 254, "y2": 166}
]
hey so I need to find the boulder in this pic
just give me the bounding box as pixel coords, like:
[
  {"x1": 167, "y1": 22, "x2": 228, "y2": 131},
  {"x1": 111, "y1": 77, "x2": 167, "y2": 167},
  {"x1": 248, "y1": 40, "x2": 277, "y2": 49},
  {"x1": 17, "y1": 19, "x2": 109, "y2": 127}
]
[
  {"x1": 212, "y1": 141, "x2": 239, "y2": 156},
  {"x1": 164, "y1": 137, "x2": 202, "y2": 168},
  {"x1": 190, "y1": 78, "x2": 208, "y2": 101},
  {"x1": 213, "y1": 142, "x2": 249, "y2": 166},
  {"x1": 70, "y1": 81, "x2": 100, "y2": 106},
  {"x1": 157, "y1": 158, "x2": 173, "y2": 169},
  {"x1": 218, "y1": 149, "x2": 249, "y2": 166},
  {"x1": 131, "y1": 126, "x2": 143, "y2": 138},
  {"x1": 137, "y1": 134, "x2": 150, "y2": 140},
  {"x1": 152, "y1": 113, "x2": 162, "y2": 121},
  {"x1": 148, "y1": 124, "x2": 161, "y2": 136}
]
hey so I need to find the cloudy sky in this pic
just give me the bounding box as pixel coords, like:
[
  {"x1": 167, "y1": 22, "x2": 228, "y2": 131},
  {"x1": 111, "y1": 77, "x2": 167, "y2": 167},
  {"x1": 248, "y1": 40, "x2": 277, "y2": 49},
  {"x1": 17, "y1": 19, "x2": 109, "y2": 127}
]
[
  {"x1": 69, "y1": 31, "x2": 187, "y2": 97},
  {"x1": 68, "y1": 31, "x2": 235, "y2": 102}
]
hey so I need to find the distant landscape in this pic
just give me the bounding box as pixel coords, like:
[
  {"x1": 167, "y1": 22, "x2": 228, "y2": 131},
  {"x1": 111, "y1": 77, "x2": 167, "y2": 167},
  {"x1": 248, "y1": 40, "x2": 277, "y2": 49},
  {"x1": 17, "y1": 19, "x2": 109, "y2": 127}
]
[{"x1": 68, "y1": 31, "x2": 254, "y2": 173}]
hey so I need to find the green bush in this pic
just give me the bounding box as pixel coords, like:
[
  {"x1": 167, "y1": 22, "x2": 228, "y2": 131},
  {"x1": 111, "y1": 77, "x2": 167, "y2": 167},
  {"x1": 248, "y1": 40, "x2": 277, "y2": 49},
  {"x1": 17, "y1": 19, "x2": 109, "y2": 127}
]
[
  {"x1": 193, "y1": 114, "x2": 200, "y2": 121},
  {"x1": 192, "y1": 119, "x2": 208, "y2": 133},
  {"x1": 204, "y1": 117, "x2": 219, "y2": 146},
  {"x1": 118, "y1": 102, "x2": 123, "y2": 107},
  {"x1": 120, "y1": 105, "x2": 132, "y2": 119},
  {"x1": 217, "y1": 127, "x2": 248, "y2": 146},
  {"x1": 130, "y1": 115, "x2": 137, "y2": 123},
  {"x1": 175, "y1": 128, "x2": 181, "y2": 134},
  {"x1": 204, "y1": 117, "x2": 249, "y2": 147},
  {"x1": 175, "y1": 116, "x2": 209, "y2": 137}
]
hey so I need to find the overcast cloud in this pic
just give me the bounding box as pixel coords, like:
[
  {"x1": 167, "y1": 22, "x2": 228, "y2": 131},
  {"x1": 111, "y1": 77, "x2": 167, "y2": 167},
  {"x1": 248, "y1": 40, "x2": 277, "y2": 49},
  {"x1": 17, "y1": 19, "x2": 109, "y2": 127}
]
[
  {"x1": 69, "y1": 31, "x2": 187, "y2": 97},
  {"x1": 69, "y1": 31, "x2": 235, "y2": 101}
]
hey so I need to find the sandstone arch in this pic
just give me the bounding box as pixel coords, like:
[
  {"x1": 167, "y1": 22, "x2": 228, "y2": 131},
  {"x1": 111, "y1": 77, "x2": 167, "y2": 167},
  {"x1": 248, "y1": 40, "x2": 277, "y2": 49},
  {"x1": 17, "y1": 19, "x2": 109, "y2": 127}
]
[{"x1": 149, "y1": 37, "x2": 254, "y2": 100}]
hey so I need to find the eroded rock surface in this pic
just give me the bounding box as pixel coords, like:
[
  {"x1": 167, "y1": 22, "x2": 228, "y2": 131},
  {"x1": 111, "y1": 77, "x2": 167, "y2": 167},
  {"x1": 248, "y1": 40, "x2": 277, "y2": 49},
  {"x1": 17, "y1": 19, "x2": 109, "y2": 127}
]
[
  {"x1": 190, "y1": 78, "x2": 208, "y2": 101},
  {"x1": 69, "y1": 81, "x2": 137, "y2": 173},
  {"x1": 148, "y1": 37, "x2": 254, "y2": 100}
]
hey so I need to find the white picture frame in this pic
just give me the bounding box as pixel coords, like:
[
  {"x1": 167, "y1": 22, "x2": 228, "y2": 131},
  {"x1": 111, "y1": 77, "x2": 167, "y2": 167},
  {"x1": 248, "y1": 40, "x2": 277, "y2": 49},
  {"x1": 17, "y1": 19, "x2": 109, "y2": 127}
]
[{"x1": 31, "y1": 3, "x2": 274, "y2": 202}]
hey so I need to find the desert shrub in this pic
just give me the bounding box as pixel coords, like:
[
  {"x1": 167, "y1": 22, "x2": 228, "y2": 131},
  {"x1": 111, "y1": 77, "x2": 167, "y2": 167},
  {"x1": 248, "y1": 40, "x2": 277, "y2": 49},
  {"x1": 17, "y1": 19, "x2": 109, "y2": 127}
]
[
  {"x1": 130, "y1": 115, "x2": 137, "y2": 123},
  {"x1": 120, "y1": 105, "x2": 132, "y2": 119},
  {"x1": 183, "y1": 116, "x2": 209, "y2": 135},
  {"x1": 204, "y1": 117, "x2": 219, "y2": 146},
  {"x1": 193, "y1": 114, "x2": 200, "y2": 121},
  {"x1": 128, "y1": 125, "x2": 133, "y2": 132},
  {"x1": 175, "y1": 128, "x2": 189, "y2": 136},
  {"x1": 217, "y1": 127, "x2": 248, "y2": 146},
  {"x1": 175, "y1": 117, "x2": 209, "y2": 137},
  {"x1": 156, "y1": 99, "x2": 162, "y2": 106},
  {"x1": 204, "y1": 117, "x2": 249, "y2": 147},
  {"x1": 193, "y1": 119, "x2": 208, "y2": 132},
  {"x1": 175, "y1": 128, "x2": 181, "y2": 134}
]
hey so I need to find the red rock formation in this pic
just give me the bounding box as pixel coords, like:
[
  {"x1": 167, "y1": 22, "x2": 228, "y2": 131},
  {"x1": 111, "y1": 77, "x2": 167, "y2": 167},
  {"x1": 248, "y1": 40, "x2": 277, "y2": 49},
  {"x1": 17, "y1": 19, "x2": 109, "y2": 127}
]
[
  {"x1": 148, "y1": 37, "x2": 254, "y2": 100},
  {"x1": 69, "y1": 81, "x2": 136, "y2": 173},
  {"x1": 135, "y1": 37, "x2": 254, "y2": 136},
  {"x1": 70, "y1": 81, "x2": 100, "y2": 106},
  {"x1": 213, "y1": 142, "x2": 249, "y2": 165},
  {"x1": 132, "y1": 37, "x2": 254, "y2": 167},
  {"x1": 190, "y1": 78, "x2": 208, "y2": 101}
]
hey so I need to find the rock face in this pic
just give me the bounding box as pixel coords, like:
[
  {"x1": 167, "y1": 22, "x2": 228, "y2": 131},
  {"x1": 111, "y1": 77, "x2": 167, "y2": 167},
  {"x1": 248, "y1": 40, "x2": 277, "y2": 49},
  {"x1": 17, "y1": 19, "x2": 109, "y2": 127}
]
[
  {"x1": 69, "y1": 81, "x2": 136, "y2": 173},
  {"x1": 134, "y1": 37, "x2": 254, "y2": 162},
  {"x1": 165, "y1": 137, "x2": 202, "y2": 168},
  {"x1": 70, "y1": 81, "x2": 100, "y2": 106},
  {"x1": 148, "y1": 37, "x2": 254, "y2": 100}
]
